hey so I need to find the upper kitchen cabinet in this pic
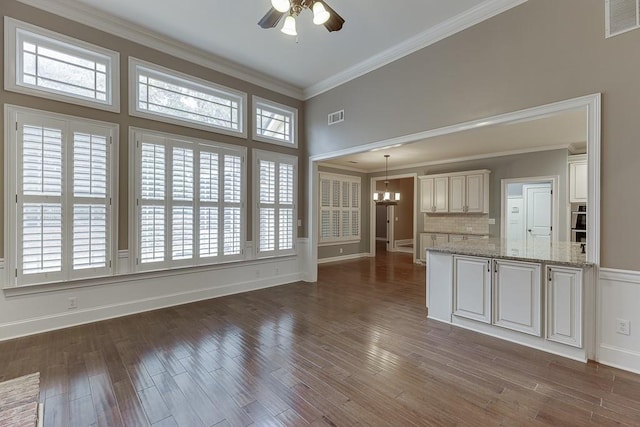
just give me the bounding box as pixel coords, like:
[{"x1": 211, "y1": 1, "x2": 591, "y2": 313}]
[
  {"x1": 420, "y1": 170, "x2": 490, "y2": 214},
  {"x1": 449, "y1": 170, "x2": 490, "y2": 214},
  {"x1": 420, "y1": 176, "x2": 448, "y2": 213},
  {"x1": 569, "y1": 154, "x2": 587, "y2": 203}
]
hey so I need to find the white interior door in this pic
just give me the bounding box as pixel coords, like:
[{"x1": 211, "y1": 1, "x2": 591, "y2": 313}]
[
  {"x1": 386, "y1": 205, "x2": 395, "y2": 252},
  {"x1": 524, "y1": 184, "x2": 552, "y2": 245}
]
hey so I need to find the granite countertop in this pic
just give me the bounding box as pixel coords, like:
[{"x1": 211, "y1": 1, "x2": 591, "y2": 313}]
[{"x1": 426, "y1": 238, "x2": 592, "y2": 267}]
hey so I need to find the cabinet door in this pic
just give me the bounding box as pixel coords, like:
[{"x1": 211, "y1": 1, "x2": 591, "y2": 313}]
[
  {"x1": 449, "y1": 175, "x2": 466, "y2": 213},
  {"x1": 434, "y1": 177, "x2": 449, "y2": 212},
  {"x1": 453, "y1": 256, "x2": 492, "y2": 323},
  {"x1": 493, "y1": 260, "x2": 541, "y2": 336},
  {"x1": 420, "y1": 178, "x2": 434, "y2": 212},
  {"x1": 570, "y1": 161, "x2": 588, "y2": 203},
  {"x1": 465, "y1": 174, "x2": 485, "y2": 213},
  {"x1": 547, "y1": 265, "x2": 583, "y2": 347}
]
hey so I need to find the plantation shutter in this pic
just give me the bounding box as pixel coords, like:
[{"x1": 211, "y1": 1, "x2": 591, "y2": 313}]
[
  {"x1": 71, "y1": 124, "x2": 112, "y2": 278},
  {"x1": 318, "y1": 173, "x2": 361, "y2": 244},
  {"x1": 139, "y1": 135, "x2": 166, "y2": 264},
  {"x1": 18, "y1": 117, "x2": 65, "y2": 284},
  {"x1": 255, "y1": 151, "x2": 297, "y2": 257},
  {"x1": 199, "y1": 151, "x2": 219, "y2": 258},
  {"x1": 223, "y1": 154, "x2": 242, "y2": 256},
  {"x1": 12, "y1": 109, "x2": 114, "y2": 286}
]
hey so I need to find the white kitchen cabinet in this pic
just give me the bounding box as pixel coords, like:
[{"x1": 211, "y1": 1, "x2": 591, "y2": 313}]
[
  {"x1": 449, "y1": 171, "x2": 490, "y2": 213},
  {"x1": 569, "y1": 155, "x2": 587, "y2": 203},
  {"x1": 546, "y1": 265, "x2": 583, "y2": 347},
  {"x1": 466, "y1": 173, "x2": 486, "y2": 213},
  {"x1": 453, "y1": 255, "x2": 492, "y2": 323},
  {"x1": 420, "y1": 177, "x2": 448, "y2": 213},
  {"x1": 493, "y1": 259, "x2": 542, "y2": 336}
]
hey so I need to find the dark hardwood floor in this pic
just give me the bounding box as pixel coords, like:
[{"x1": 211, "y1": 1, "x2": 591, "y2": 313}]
[{"x1": 2, "y1": 249, "x2": 640, "y2": 426}]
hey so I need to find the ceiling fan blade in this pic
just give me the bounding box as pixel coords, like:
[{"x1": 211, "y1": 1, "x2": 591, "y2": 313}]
[
  {"x1": 319, "y1": 1, "x2": 345, "y2": 32},
  {"x1": 258, "y1": 7, "x2": 286, "y2": 29}
]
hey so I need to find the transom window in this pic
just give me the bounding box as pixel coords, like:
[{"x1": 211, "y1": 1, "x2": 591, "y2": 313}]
[
  {"x1": 4, "y1": 18, "x2": 120, "y2": 112},
  {"x1": 319, "y1": 173, "x2": 361, "y2": 244},
  {"x1": 130, "y1": 58, "x2": 247, "y2": 137},
  {"x1": 253, "y1": 96, "x2": 298, "y2": 147},
  {"x1": 254, "y1": 150, "x2": 297, "y2": 258},
  {"x1": 5, "y1": 106, "x2": 117, "y2": 286},
  {"x1": 131, "y1": 128, "x2": 246, "y2": 271}
]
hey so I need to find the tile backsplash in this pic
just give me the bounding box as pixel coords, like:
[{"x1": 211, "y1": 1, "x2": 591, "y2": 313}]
[{"x1": 424, "y1": 213, "x2": 490, "y2": 235}]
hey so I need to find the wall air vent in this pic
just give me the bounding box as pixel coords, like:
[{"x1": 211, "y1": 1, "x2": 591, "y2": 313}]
[
  {"x1": 606, "y1": 0, "x2": 640, "y2": 37},
  {"x1": 328, "y1": 109, "x2": 344, "y2": 125}
]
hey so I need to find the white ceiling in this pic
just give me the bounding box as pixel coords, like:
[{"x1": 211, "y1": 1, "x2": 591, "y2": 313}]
[
  {"x1": 55, "y1": 0, "x2": 519, "y2": 97},
  {"x1": 321, "y1": 109, "x2": 587, "y2": 172}
]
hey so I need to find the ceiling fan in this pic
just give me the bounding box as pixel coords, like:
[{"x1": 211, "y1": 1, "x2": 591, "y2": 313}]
[{"x1": 258, "y1": 0, "x2": 345, "y2": 37}]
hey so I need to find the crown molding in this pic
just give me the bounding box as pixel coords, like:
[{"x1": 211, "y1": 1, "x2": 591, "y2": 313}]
[
  {"x1": 317, "y1": 161, "x2": 368, "y2": 174},
  {"x1": 15, "y1": 0, "x2": 305, "y2": 100},
  {"x1": 303, "y1": 0, "x2": 529, "y2": 99}
]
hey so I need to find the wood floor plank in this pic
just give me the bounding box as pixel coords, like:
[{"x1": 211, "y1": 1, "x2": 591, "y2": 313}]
[{"x1": 2, "y1": 246, "x2": 640, "y2": 425}]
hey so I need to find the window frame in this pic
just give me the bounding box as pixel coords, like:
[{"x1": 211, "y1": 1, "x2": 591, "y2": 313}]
[
  {"x1": 4, "y1": 17, "x2": 120, "y2": 113},
  {"x1": 129, "y1": 58, "x2": 248, "y2": 138},
  {"x1": 253, "y1": 149, "x2": 298, "y2": 259},
  {"x1": 318, "y1": 172, "x2": 362, "y2": 245},
  {"x1": 5, "y1": 105, "x2": 118, "y2": 287},
  {"x1": 129, "y1": 127, "x2": 247, "y2": 273},
  {"x1": 252, "y1": 96, "x2": 298, "y2": 148}
]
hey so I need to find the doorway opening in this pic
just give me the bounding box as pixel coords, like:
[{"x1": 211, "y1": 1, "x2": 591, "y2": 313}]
[
  {"x1": 370, "y1": 175, "x2": 417, "y2": 259},
  {"x1": 501, "y1": 176, "x2": 559, "y2": 252}
]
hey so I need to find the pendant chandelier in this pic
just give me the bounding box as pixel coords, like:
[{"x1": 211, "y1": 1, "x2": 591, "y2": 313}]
[{"x1": 373, "y1": 155, "x2": 400, "y2": 206}]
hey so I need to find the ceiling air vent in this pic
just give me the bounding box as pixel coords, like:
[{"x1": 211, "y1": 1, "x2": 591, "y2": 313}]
[
  {"x1": 328, "y1": 109, "x2": 344, "y2": 125},
  {"x1": 606, "y1": 0, "x2": 640, "y2": 37}
]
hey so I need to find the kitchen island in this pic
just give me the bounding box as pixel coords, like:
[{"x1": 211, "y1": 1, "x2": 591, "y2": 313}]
[{"x1": 426, "y1": 239, "x2": 596, "y2": 362}]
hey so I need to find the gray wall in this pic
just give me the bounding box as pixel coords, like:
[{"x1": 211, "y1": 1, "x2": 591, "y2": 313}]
[
  {"x1": 0, "y1": 0, "x2": 306, "y2": 256},
  {"x1": 305, "y1": 0, "x2": 640, "y2": 270},
  {"x1": 317, "y1": 166, "x2": 370, "y2": 259}
]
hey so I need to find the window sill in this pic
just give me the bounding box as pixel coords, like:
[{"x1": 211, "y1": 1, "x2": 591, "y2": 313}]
[{"x1": 2, "y1": 255, "x2": 298, "y2": 297}]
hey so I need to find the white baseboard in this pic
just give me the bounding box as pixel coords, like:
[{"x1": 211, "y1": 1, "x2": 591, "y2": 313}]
[
  {"x1": 395, "y1": 239, "x2": 413, "y2": 246},
  {"x1": 598, "y1": 344, "x2": 640, "y2": 375},
  {"x1": 317, "y1": 253, "x2": 369, "y2": 264}
]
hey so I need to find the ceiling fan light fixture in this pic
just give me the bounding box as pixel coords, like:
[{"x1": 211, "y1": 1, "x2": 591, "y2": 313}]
[
  {"x1": 281, "y1": 15, "x2": 298, "y2": 36},
  {"x1": 312, "y1": 2, "x2": 330, "y2": 25},
  {"x1": 271, "y1": 0, "x2": 291, "y2": 13}
]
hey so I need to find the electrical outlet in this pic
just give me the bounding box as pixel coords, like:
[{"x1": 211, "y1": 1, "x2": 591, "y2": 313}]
[
  {"x1": 488, "y1": 218, "x2": 496, "y2": 225},
  {"x1": 466, "y1": 226, "x2": 473, "y2": 232},
  {"x1": 616, "y1": 318, "x2": 631, "y2": 336},
  {"x1": 339, "y1": 248, "x2": 343, "y2": 254},
  {"x1": 68, "y1": 297, "x2": 78, "y2": 310},
  {"x1": 297, "y1": 219, "x2": 302, "y2": 227}
]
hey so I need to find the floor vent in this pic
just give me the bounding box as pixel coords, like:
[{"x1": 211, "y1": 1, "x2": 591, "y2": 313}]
[
  {"x1": 606, "y1": 0, "x2": 640, "y2": 37},
  {"x1": 328, "y1": 110, "x2": 344, "y2": 125}
]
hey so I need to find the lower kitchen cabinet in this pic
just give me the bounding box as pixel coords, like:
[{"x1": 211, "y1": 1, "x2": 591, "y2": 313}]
[
  {"x1": 493, "y1": 259, "x2": 542, "y2": 336},
  {"x1": 546, "y1": 265, "x2": 583, "y2": 347},
  {"x1": 453, "y1": 255, "x2": 492, "y2": 323}
]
